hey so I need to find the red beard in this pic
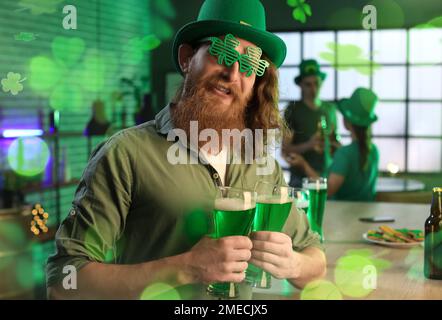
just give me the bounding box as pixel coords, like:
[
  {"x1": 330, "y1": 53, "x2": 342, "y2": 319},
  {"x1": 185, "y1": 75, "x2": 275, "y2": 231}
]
[{"x1": 170, "y1": 71, "x2": 252, "y2": 140}]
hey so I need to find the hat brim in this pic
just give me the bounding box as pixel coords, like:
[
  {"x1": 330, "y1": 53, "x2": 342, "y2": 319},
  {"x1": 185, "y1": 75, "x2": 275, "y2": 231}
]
[
  {"x1": 294, "y1": 71, "x2": 327, "y2": 85},
  {"x1": 338, "y1": 99, "x2": 378, "y2": 127},
  {"x1": 172, "y1": 20, "x2": 287, "y2": 74}
]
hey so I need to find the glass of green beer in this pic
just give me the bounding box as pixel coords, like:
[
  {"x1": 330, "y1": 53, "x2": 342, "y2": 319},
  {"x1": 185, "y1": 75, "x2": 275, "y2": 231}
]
[
  {"x1": 293, "y1": 188, "x2": 309, "y2": 215},
  {"x1": 245, "y1": 181, "x2": 295, "y2": 289},
  {"x1": 302, "y1": 177, "x2": 327, "y2": 242},
  {"x1": 207, "y1": 186, "x2": 257, "y2": 299}
]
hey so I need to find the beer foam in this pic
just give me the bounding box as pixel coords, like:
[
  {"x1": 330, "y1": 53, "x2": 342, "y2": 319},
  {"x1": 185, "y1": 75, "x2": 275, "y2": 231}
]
[
  {"x1": 215, "y1": 198, "x2": 255, "y2": 211},
  {"x1": 303, "y1": 183, "x2": 327, "y2": 190},
  {"x1": 257, "y1": 195, "x2": 293, "y2": 205},
  {"x1": 295, "y1": 200, "x2": 309, "y2": 208}
]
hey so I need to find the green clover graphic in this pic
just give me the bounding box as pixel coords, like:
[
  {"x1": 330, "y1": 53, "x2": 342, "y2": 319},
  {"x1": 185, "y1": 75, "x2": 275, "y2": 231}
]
[
  {"x1": 1, "y1": 72, "x2": 26, "y2": 95},
  {"x1": 151, "y1": 0, "x2": 176, "y2": 40},
  {"x1": 14, "y1": 32, "x2": 38, "y2": 42},
  {"x1": 287, "y1": 0, "x2": 312, "y2": 24},
  {"x1": 17, "y1": 0, "x2": 64, "y2": 15},
  {"x1": 29, "y1": 37, "x2": 117, "y2": 112},
  {"x1": 320, "y1": 42, "x2": 381, "y2": 75},
  {"x1": 121, "y1": 35, "x2": 161, "y2": 66}
]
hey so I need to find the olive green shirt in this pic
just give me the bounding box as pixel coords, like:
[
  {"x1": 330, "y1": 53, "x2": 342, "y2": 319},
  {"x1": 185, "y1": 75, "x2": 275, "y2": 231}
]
[{"x1": 46, "y1": 105, "x2": 322, "y2": 298}]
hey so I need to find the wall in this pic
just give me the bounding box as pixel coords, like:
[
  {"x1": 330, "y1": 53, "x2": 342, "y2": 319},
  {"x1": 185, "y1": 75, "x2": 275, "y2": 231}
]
[{"x1": 0, "y1": 0, "x2": 156, "y2": 296}]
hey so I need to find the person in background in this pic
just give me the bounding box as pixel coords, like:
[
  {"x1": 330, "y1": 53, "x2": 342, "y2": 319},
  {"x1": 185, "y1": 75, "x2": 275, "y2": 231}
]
[
  {"x1": 84, "y1": 100, "x2": 112, "y2": 136},
  {"x1": 287, "y1": 88, "x2": 380, "y2": 201},
  {"x1": 282, "y1": 59, "x2": 340, "y2": 187}
]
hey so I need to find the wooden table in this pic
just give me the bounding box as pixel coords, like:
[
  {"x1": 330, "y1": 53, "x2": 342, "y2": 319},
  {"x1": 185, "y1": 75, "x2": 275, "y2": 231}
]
[{"x1": 252, "y1": 201, "x2": 442, "y2": 300}]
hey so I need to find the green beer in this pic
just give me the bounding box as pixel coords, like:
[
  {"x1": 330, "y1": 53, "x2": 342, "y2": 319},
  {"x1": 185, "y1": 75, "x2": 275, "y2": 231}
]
[
  {"x1": 296, "y1": 199, "x2": 309, "y2": 215},
  {"x1": 208, "y1": 197, "x2": 255, "y2": 298},
  {"x1": 304, "y1": 181, "x2": 327, "y2": 240},
  {"x1": 252, "y1": 199, "x2": 293, "y2": 232},
  {"x1": 246, "y1": 195, "x2": 293, "y2": 288},
  {"x1": 213, "y1": 207, "x2": 255, "y2": 238}
]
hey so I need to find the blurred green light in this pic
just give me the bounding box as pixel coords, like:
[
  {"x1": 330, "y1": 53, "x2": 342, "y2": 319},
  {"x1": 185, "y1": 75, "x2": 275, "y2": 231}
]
[
  {"x1": 334, "y1": 255, "x2": 376, "y2": 298},
  {"x1": 49, "y1": 82, "x2": 83, "y2": 112},
  {"x1": 29, "y1": 56, "x2": 62, "y2": 92},
  {"x1": 140, "y1": 283, "x2": 181, "y2": 300},
  {"x1": 16, "y1": 255, "x2": 34, "y2": 290},
  {"x1": 7, "y1": 137, "x2": 50, "y2": 177},
  {"x1": 301, "y1": 280, "x2": 343, "y2": 300},
  {"x1": 18, "y1": 0, "x2": 64, "y2": 15},
  {"x1": 368, "y1": 0, "x2": 405, "y2": 28},
  {"x1": 52, "y1": 36, "x2": 85, "y2": 68},
  {"x1": 327, "y1": 8, "x2": 361, "y2": 29}
]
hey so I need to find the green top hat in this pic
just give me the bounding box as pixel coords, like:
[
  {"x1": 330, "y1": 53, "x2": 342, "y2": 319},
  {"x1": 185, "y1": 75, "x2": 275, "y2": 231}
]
[
  {"x1": 294, "y1": 59, "x2": 326, "y2": 85},
  {"x1": 338, "y1": 88, "x2": 378, "y2": 127},
  {"x1": 172, "y1": 0, "x2": 287, "y2": 74}
]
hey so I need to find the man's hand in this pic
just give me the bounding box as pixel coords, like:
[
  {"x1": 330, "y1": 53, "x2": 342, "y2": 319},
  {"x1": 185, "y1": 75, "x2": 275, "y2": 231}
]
[
  {"x1": 184, "y1": 236, "x2": 252, "y2": 284},
  {"x1": 249, "y1": 231, "x2": 301, "y2": 280},
  {"x1": 285, "y1": 152, "x2": 307, "y2": 169},
  {"x1": 330, "y1": 139, "x2": 342, "y2": 153},
  {"x1": 309, "y1": 132, "x2": 324, "y2": 153},
  {"x1": 284, "y1": 153, "x2": 319, "y2": 178}
]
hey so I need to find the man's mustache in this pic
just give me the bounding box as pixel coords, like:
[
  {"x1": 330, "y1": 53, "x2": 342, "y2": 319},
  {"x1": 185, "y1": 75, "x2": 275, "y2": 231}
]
[
  {"x1": 192, "y1": 74, "x2": 242, "y2": 102},
  {"x1": 206, "y1": 81, "x2": 241, "y2": 100}
]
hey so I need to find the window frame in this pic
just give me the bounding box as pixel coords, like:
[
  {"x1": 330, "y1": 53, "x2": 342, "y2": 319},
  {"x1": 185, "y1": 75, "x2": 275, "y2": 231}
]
[{"x1": 275, "y1": 28, "x2": 442, "y2": 174}]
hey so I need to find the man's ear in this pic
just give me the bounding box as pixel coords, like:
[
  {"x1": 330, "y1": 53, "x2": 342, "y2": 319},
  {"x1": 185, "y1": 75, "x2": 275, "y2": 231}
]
[{"x1": 178, "y1": 44, "x2": 194, "y2": 74}]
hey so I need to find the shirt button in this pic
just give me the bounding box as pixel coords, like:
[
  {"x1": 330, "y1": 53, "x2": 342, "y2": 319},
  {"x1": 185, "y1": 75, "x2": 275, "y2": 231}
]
[
  {"x1": 69, "y1": 209, "x2": 76, "y2": 216},
  {"x1": 213, "y1": 173, "x2": 219, "y2": 180}
]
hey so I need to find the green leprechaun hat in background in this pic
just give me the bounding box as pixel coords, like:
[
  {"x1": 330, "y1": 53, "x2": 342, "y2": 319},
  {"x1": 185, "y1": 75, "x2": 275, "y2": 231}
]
[
  {"x1": 294, "y1": 59, "x2": 327, "y2": 85},
  {"x1": 172, "y1": 0, "x2": 287, "y2": 74},
  {"x1": 338, "y1": 87, "x2": 379, "y2": 127}
]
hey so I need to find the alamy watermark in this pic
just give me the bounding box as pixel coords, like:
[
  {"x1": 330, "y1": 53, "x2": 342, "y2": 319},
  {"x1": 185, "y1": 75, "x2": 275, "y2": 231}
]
[
  {"x1": 166, "y1": 122, "x2": 280, "y2": 176},
  {"x1": 62, "y1": 265, "x2": 77, "y2": 290},
  {"x1": 362, "y1": 264, "x2": 377, "y2": 290},
  {"x1": 362, "y1": 5, "x2": 377, "y2": 30},
  {"x1": 63, "y1": 5, "x2": 77, "y2": 30}
]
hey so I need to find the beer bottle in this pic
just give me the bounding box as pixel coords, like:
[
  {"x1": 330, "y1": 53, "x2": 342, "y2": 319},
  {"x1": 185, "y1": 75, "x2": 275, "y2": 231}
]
[
  {"x1": 320, "y1": 115, "x2": 332, "y2": 171},
  {"x1": 313, "y1": 116, "x2": 325, "y2": 154},
  {"x1": 424, "y1": 187, "x2": 442, "y2": 280}
]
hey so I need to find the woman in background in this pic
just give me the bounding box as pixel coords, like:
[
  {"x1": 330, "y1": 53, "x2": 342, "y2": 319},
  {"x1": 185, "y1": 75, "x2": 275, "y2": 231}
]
[{"x1": 285, "y1": 87, "x2": 379, "y2": 201}]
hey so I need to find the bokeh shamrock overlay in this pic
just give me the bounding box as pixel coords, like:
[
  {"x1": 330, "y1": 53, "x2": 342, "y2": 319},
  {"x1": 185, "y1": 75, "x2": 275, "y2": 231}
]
[
  {"x1": 287, "y1": 0, "x2": 312, "y2": 24},
  {"x1": 320, "y1": 42, "x2": 381, "y2": 75},
  {"x1": 28, "y1": 35, "x2": 160, "y2": 112},
  {"x1": 300, "y1": 249, "x2": 392, "y2": 300},
  {"x1": 16, "y1": 0, "x2": 64, "y2": 15},
  {"x1": 1, "y1": 72, "x2": 27, "y2": 95}
]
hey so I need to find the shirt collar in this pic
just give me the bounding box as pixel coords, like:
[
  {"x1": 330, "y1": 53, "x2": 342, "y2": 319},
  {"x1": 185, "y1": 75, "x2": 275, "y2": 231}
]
[
  {"x1": 154, "y1": 103, "x2": 202, "y2": 161},
  {"x1": 154, "y1": 103, "x2": 235, "y2": 165},
  {"x1": 155, "y1": 104, "x2": 175, "y2": 136}
]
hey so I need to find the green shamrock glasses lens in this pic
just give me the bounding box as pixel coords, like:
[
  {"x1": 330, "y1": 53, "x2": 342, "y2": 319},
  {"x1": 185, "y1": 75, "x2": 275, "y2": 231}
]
[{"x1": 204, "y1": 34, "x2": 270, "y2": 77}]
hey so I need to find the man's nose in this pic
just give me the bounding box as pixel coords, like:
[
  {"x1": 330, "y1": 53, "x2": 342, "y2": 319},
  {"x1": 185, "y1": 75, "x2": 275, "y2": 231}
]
[{"x1": 221, "y1": 61, "x2": 241, "y2": 82}]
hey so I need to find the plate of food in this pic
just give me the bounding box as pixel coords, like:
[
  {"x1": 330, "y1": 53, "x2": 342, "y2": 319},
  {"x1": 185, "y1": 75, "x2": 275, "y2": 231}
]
[{"x1": 363, "y1": 225, "x2": 424, "y2": 248}]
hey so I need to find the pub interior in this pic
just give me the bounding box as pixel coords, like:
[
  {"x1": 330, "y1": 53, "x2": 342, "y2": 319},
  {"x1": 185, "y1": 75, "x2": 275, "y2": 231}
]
[{"x1": 0, "y1": 0, "x2": 441, "y2": 301}]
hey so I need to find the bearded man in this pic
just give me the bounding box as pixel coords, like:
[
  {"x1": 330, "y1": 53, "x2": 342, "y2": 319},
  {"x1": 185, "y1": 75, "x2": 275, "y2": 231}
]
[{"x1": 47, "y1": 0, "x2": 326, "y2": 300}]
